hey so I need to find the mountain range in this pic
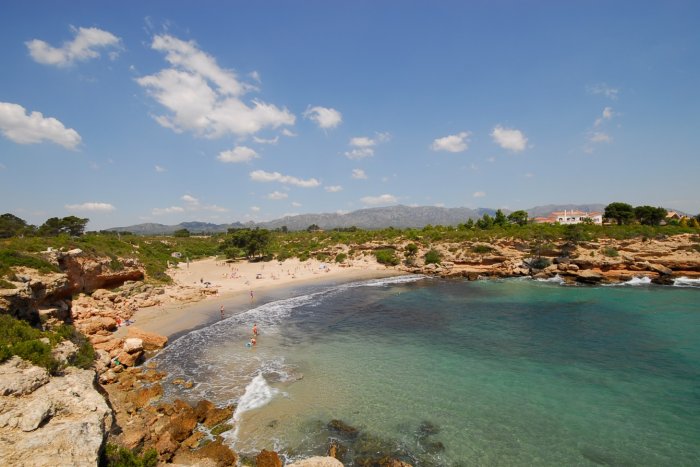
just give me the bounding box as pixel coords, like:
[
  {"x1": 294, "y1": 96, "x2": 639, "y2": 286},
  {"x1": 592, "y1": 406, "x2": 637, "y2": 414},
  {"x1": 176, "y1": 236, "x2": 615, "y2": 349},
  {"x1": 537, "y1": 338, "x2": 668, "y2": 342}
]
[{"x1": 106, "y1": 204, "x2": 609, "y2": 235}]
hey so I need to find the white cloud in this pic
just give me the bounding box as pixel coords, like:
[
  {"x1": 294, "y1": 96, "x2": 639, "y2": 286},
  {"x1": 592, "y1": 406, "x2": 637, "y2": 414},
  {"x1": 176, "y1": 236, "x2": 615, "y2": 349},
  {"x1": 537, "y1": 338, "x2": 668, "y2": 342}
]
[
  {"x1": 344, "y1": 148, "x2": 374, "y2": 159},
  {"x1": 351, "y1": 169, "x2": 367, "y2": 179},
  {"x1": 250, "y1": 206, "x2": 260, "y2": 212},
  {"x1": 65, "y1": 202, "x2": 115, "y2": 212},
  {"x1": 252, "y1": 135, "x2": 279, "y2": 144},
  {"x1": 181, "y1": 194, "x2": 199, "y2": 205},
  {"x1": 361, "y1": 194, "x2": 398, "y2": 206},
  {"x1": 218, "y1": 146, "x2": 259, "y2": 163},
  {"x1": 267, "y1": 191, "x2": 288, "y2": 200},
  {"x1": 26, "y1": 26, "x2": 121, "y2": 67},
  {"x1": 155, "y1": 165, "x2": 166, "y2": 172},
  {"x1": 491, "y1": 125, "x2": 528, "y2": 152},
  {"x1": 594, "y1": 106, "x2": 615, "y2": 127},
  {"x1": 249, "y1": 169, "x2": 320, "y2": 187},
  {"x1": 431, "y1": 131, "x2": 470, "y2": 153},
  {"x1": 589, "y1": 132, "x2": 612, "y2": 143},
  {"x1": 472, "y1": 191, "x2": 486, "y2": 198},
  {"x1": 344, "y1": 132, "x2": 390, "y2": 159},
  {"x1": 325, "y1": 185, "x2": 343, "y2": 192},
  {"x1": 303, "y1": 106, "x2": 342, "y2": 129},
  {"x1": 587, "y1": 83, "x2": 619, "y2": 100},
  {"x1": 0, "y1": 102, "x2": 81, "y2": 149},
  {"x1": 291, "y1": 201, "x2": 302, "y2": 207},
  {"x1": 137, "y1": 34, "x2": 295, "y2": 138},
  {"x1": 152, "y1": 206, "x2": 185, "y2": 215},
  {"x1": 281, "y1": 128, "x2": 297, "y2": 137}
]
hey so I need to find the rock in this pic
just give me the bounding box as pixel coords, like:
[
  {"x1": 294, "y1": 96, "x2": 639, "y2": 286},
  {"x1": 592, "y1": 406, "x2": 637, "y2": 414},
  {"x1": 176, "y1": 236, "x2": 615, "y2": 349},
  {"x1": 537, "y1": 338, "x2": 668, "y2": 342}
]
[
  {"x1": 417, "y1": 420, "x2": 440, "y2": 437},
  {"x1": 327, "y1": 439, "x2": 347, "y2": 461},
  {"x1": 155, "y1": 431, "x2": 179, "y2": 459},
  {"x1": 116, "y1": 349, "x2": 143, "y2": 367},
  {"x1": 123, "y1": 337, "x2": 144, "y2": 354},
  {"x1": 287, "y1": 457, "x2": 344, "y2": 467},
  {"x1": 194, "y1": 400, "x2": 234, "y2": 428},
  {"x1": 574, "y1": 269, "x2": 604, "y2": 284},
  {"x1": 19, "y1": 399, "x2": 54, "y2": 432},
  {"x1": 127, "y1": 327, "x2": 168, "y2": 350},
  {"x1": 328, "y1": 419, "x2": 359, "y2": 439},
  {"x1": 51, "y1": 339, "x2": 78, "y2": 364},
  {"x1": 0, "y1": 364, "x2": 112, "y2": 467},
  {"x1": 78, "y1": 316, "x2": 117, "y2": 335},
  {"x1": 194, "y1": 437, "x2": 237, "y2": 466},
  {"x1": 169, "y1": 402, "x2": 198, "y2": 442},
  {"x1": 256, "y1": 449, "x2": 283, "y2": 467},
  {"x1": 0, "y1": 356, "x2": 50, "y2": 396},
  {"x1": 126, "y1": 383, "x2": 163, "y2": 407},
  {"x1": 648, "y1": 263, "x2": 673, "y2": 275},
  {"x1": 99, "y1": 369, "x2": 118, "y2": 384}
]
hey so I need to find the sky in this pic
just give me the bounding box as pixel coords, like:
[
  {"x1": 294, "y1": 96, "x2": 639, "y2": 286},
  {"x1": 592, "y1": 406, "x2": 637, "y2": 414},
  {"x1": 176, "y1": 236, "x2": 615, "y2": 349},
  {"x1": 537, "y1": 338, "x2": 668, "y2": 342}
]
[{"x1": 1, "y1": 1, "x2": 699, "y2": 230}]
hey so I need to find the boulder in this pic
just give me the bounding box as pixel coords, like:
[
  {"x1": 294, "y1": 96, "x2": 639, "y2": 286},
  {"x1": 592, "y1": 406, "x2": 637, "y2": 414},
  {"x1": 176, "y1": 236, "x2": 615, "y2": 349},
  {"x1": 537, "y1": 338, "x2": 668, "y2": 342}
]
[
  {"x1": 193, "y1": 437, "x2": 237, "y2": 466},
  {"x1": 287, "y1": 457, "x2": 344, "y2": 467},
  {"x1": 194, "y1": 400, "x2": 234, "y2": 428},
  {"x1": 126, "y1": 327, "x2": 168, "y2": 351},
  {"x1": 0, "y1": 356, "x2": 50, "y2": 396},
  {"x1": 574, "y1": 269, "x2": 604, "y2": 284},
  {"x1": 78, "y1": 316, "x2": 117, "y2": 335},
  {"x1": 19, "y1": 398, "x2": 54, "y2": 432},
  {"x1": 648, "y1": 263, "x2": 673, "y2": 276},
  {"x1": 256, "y1": 449, "x2": 283, "y2": 467},
  {"x1": 123, "y1": 337, "x2": 144, "y2": 354},
  {"x1": 116, "y1": 349, "x2": 143, "y2": 367}
]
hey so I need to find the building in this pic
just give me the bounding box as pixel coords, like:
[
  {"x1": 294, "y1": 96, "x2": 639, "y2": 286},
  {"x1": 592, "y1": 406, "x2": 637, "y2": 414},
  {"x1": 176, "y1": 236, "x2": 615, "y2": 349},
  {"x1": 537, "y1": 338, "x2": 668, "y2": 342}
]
[{"x1": 533, "y1": 210, "x2": 603, "y2": 225}]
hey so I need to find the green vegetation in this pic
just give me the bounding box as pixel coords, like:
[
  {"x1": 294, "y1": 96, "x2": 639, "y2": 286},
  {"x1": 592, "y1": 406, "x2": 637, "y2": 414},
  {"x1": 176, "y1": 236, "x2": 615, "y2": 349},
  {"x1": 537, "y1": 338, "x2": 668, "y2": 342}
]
[
  {"x1": 471, "y1": 244, "x2": 493, "y2": 254},
  {"x1": 375, "y1": 249, "x2": 400, "y2": 266},
  {"x1": 424, "y1": 249, "x2": 442, "y2": 265},
  {"x1": 102, "y1": 443, "x2": 158, "y2": 467},
  {"x1": 602, "y1": 246, "x2": 619, "y2": 257},
  {"x1": 633, "y1": 206, "x2": 667, "y2": 226},
  {"x1": 173, "y1": 228, "x2": 191, "y2": 237},
  {"x1": 529, "y1": 257, "x2": 551, "y2": 269},
  {"x1": 0, "y1": 315, "x2": 95, "y2": 374},
  {"x1": 604, "y1": 202, "x2": 635, "y2": 225},
  {"x1": 335, "y1": 252, "x2": 347, "y2": 263}
]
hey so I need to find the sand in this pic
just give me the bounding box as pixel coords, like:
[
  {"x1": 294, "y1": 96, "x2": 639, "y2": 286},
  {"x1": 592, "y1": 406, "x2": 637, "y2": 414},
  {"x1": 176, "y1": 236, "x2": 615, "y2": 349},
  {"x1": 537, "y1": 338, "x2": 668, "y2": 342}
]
[{"x1": 124, "y1": 256, "x2": 404, "y2": 339}]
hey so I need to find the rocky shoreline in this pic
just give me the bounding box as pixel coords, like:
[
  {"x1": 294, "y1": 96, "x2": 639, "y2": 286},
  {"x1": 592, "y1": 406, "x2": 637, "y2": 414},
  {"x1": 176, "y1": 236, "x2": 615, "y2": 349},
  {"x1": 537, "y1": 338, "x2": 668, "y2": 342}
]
[{"x1": 1, "y1": 234, "x2": 699, "y2": 466}]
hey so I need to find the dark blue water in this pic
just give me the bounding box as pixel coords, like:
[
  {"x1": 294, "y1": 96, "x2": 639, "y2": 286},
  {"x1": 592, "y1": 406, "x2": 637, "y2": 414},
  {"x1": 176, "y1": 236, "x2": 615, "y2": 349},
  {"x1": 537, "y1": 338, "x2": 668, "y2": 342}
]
[{"x1": 153, "y1": 277, "x2": 700, "y2": 466}]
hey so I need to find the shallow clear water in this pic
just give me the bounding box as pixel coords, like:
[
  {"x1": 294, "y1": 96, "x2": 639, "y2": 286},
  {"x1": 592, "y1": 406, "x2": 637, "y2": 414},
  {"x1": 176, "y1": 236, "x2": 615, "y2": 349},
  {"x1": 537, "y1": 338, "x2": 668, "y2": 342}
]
[{"x1": 151, "y1": 277, "x2": 700, "y2": 466}]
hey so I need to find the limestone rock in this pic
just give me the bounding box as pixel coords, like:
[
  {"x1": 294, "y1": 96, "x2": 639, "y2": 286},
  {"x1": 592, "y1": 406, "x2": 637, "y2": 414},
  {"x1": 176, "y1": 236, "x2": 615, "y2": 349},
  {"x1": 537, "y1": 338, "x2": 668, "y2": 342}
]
[
  {"x1": 116, "y1": 349, "x2": 143, "y2": 367},
  {"x1": 123, "y1": 337, "x2": 144, "y2": 354},
  {"x1": 0, "y1": 357, "x2": 50, "y2": 396},
  {"x1": 574, "y1": 269, "x2": 604, "y2": 284},
  {"x1": 287, "y1": 457, "x2": 344, "y2": 467},
  {"x1": 256, "y1": 449, "x2": 283, "y2": 467},
  {"x1": 51, "y1": 339, "x2": 78, "y2": 364},
  {"x1": 648, "y1": 263, "x2": 673, "y2": 275},
  {"x1": 127, "y1": 327, "x2": 168, "y2": 351},
  {"x1": 19, "y1": 398, "x2": 54, "y2": 432}
]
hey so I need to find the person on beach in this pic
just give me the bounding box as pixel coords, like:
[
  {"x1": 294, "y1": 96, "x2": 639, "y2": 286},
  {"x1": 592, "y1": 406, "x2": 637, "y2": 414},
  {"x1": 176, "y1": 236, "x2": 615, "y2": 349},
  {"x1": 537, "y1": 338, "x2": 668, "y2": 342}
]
[
  {"x1": 252, "y1": 323, "x2": 258, "y2": 336},
  {"x1": 250, "y1": 289, "x2": 254, "y2": 302},
  {"x1": 250, "y1": 337, "x2": 257, "y2": 346},
  {"x1": 220, "y1": 305, "x2": 224, "y2": 319}
]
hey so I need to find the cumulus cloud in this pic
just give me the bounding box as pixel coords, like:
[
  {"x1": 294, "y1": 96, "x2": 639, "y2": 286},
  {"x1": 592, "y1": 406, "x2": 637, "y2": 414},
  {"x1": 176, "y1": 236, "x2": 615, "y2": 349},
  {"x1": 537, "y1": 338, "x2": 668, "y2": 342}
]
[
  {"x1": 325, "y1": 185, "x2": 343, "y2": 192},
  {"x1": 587, "y1": 83, "x2": 619, "y2": 100},
  {"x1": 472, "y1": 191, "x2": 486, "y2": 198},
  {"x1": 250, "y1": 206, "x2": 260, "y2": 212},
  {"x1": 266, "y1": 191, "x2": 288, "y2": 200},
  {"x1": 431, "y1": 131, "x2": 471, "y2": 153},
  {"x1": 152, "y1": 206, "x2": 185, "y2": 215},
  {"x1": 137, "y1": 34, "x2": 295, "y2": 138},
  {"x1": 351, "y1": 169, "x2": 367, "y2": 179},
  {"x1": 181, "y1": 194, "x2": 199, "y2": 205},
  {"x1": 0, "y1": 102, "x2": 81, "y2": 149},
  {"x1": 155, "y1": 165, "x2": 166, "y2": 172},
  {"x1": 303, "y1": 106, "x2": 342, "y2": 129},
  {"x1": 344, "y1": 132, "x2": 390, "y2": 159},
  {"x1": 594, "y1": 106, "x2": 615, "y2": 127},
  {"x1": 26, "y1": 26, "x2": 121, "y2": 67},
  {"x1": 491, "y1": 125, "x2": 528, "y2": 152},
  {"x1": 217, "y1": 145, "x2": 259, "y2": 163},
  {"x1": 361, "y1": 194, "x2": 398, "y2": 206},
  {"x1": 291, "y1": 201, "x2": 302, "y2": 207},
  {"x1": 249, "y1": 170, "x2": 320, "y2": 187},
  {"x1": 65, "y1": 202, "x2": 115, "y2": 212}
]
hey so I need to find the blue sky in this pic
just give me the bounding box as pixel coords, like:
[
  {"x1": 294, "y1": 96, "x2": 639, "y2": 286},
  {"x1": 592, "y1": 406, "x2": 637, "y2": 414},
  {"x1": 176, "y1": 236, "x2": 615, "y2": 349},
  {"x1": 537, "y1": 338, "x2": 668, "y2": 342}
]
[{"x1": 1, "y1": 1, "x2": 699, "y2": 230}]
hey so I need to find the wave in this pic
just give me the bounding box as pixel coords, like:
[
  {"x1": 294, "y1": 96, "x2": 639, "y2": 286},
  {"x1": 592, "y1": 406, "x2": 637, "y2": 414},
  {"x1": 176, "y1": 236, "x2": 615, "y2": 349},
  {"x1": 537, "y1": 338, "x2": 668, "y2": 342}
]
[
  {"x1": 225, "y1": 373, "x2": 282, "y2": 445},
  {"x1": 623, "y1": 276, "x2": 652, "y2": 286},
  {"x1": 673, "y1": 277, "x2": 700, "y2": 287},
  {"x1": 535, "y1": 274, "x2": 566, "y2": 285}
]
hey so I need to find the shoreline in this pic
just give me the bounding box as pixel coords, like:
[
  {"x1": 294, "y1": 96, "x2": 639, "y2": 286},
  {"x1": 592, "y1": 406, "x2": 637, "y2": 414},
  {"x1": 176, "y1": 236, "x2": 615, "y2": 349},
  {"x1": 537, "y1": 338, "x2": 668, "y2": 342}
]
[{"x1": 120, "y1": 258, "x2": 407, "y2": 341}]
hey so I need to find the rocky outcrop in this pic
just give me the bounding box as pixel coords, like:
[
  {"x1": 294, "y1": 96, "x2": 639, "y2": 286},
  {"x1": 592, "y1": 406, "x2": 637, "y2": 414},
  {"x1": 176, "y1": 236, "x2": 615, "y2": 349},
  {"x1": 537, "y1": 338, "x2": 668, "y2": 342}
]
[
  {"x1": 0, "y1": 357, "x2": 112, "y2": 467},
  {"x1": 287, "y1": 457, "x2": 344, "y2": 467}
]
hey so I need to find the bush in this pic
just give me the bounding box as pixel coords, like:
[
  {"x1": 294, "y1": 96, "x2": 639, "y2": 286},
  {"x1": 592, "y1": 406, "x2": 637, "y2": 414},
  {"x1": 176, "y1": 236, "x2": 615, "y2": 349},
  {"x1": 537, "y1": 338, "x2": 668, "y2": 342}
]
[
  {"x1": 375, "y1": 249, "x2": 399, "y2": 266},
  {"x1": 471, "y1": 244, "x2": 492, "y2": 254},
  {"x1": 602, "y1": 246, "x2": 619, "y2": 257},
  {"x1": 529, "y1": 257, "x2": 551, "y2": 269},
  {"x1": 335, "y1": 252, "x2": 347, "y2": 263},
  {"x1": 102, "y1": 443, "x2": 158, "y2": 467},
  {"x1": 424, "y1": 249, "x2": 442, "y2": 265}
]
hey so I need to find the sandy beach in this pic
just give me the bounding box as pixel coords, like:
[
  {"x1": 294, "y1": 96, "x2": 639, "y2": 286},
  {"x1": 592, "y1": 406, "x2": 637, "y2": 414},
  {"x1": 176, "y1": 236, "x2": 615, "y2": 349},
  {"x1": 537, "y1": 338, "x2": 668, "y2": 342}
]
[{"x1": 123, "y1": 256, "x2": 405, "y2": 339}]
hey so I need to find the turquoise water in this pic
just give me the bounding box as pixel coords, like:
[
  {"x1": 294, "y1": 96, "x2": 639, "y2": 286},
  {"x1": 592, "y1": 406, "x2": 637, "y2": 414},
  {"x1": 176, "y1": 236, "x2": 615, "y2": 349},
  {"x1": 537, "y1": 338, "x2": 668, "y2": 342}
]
[{"x1": 152, "y1": 277, "x2": 700, "y2": 466}]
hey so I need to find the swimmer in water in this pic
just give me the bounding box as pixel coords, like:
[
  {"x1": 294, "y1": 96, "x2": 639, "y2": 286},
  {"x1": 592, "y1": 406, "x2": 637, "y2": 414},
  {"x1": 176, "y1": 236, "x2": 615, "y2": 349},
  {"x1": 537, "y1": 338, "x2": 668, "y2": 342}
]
[
  {"x1": 250, "y1": 337, "x2": 257, "y2": 346},
  {"x1": 252, "y1": 323, "x2": 258, "y2": 336}
]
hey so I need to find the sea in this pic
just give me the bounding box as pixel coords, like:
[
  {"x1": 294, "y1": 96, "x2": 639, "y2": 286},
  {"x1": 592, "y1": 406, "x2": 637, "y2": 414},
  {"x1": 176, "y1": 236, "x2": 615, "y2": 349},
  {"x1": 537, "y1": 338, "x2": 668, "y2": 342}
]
[{"x1": 150, "y1": 275, "x2": 700, "y2": 466}]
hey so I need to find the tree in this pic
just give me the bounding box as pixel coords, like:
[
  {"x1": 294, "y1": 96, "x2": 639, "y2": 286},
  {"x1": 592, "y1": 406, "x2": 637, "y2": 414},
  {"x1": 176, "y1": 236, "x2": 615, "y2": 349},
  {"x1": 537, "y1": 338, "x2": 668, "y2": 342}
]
[
  {"x1": 633, "y1": 206, "x2": 667, "y2": 226},
  {"x1": 0, "y1": 213, "x2": 32, "y2": 238},
  {"x1": 173, "y1": 228, "x2": 191, "y2": 237},
  {"x1": 38, "y1": 217, "x2": 63, "y2": 236},
  {"x1": 404, "y1": 243, "x2": 418, "y2": 258},
  {"x1": 222, "y1": 228, "x2": 271, "y2": 259},
  {"x1": 307, "y1": 224, "x2": 321, "y2": 232},
  {"x1": 507, "y1": 210, "x2": 529, "y2": 226},
  {"x1": 60, "y1": 216, "x2": 89, "y2": 236},
  {"x1": 604, "y1": 202, "x2": 635, "y2": 225},
  {"x1": 493, "y1": 209, "x2": 508, "y2": 227},
  {"x1": 476, "y1": 214, "x2": 493, "y2": 229}
]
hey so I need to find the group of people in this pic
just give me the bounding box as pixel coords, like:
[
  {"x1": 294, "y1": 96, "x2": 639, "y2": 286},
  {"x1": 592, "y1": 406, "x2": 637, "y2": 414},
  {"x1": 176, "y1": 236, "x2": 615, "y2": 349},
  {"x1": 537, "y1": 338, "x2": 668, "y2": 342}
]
[{"x1": 220, "y1": 304, "x2": 259, "y2": 347}]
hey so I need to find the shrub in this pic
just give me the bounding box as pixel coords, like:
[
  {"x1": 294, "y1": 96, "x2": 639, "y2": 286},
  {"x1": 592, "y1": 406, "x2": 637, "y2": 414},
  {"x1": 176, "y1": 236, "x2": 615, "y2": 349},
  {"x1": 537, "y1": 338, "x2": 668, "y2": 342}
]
[
  {"x1": 103, "y1": 443, "x2": 158, "y2": 467},
  {"x1": 424, "y1": 249, "x2": 442, "y2": 265},
  {"x1": 529, "y1": 257, "x2": 551, "y2": 269},
  {"x1": 0, "y1": 279, "x2": 16, "y2": 289},
  {"x1": 602, "y1": 246, "x2": 619, "y2": 257},
  {"x1": 375, "y1": 249, "x2": 399, "y2": 266},
  {"x1": 471, "y1": 244, "x2": 492, "y2": 254},
  {"x1": 335, "y1": 252, "x2": 347, "y2": 263},
  {"x1": 404, "y1": 243, "x2": 418, "y2": 258}
]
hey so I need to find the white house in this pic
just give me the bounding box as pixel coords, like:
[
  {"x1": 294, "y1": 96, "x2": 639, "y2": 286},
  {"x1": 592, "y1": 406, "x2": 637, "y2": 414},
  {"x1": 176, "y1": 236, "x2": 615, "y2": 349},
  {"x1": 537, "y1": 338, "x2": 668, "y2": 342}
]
[{"x1": 534, "y1": 210, "x2": 603, "y2": 225}]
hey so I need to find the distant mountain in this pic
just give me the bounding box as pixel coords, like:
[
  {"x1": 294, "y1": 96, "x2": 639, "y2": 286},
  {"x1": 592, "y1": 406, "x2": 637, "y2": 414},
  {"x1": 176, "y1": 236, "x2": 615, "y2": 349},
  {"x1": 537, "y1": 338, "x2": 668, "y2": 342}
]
[{"x1": 108, "y1": 203, "x2": 660, "y2": 234}]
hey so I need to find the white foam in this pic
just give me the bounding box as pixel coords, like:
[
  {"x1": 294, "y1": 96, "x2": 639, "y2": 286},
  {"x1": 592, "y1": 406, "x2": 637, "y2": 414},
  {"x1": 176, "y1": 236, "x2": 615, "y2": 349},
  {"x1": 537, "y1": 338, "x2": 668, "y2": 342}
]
[
  {"x1": 673, "y1": 277, "x2": 700, "y2": 287},
  {"x1": 536, "y1": 274, "x2": 565, "y2": 284},
  {"x1": 235, "y1": 373, "x2": 280, "y2": 415},
  {"x1": 623, "y1": 276, "x2": 652, "y2": 286}
]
